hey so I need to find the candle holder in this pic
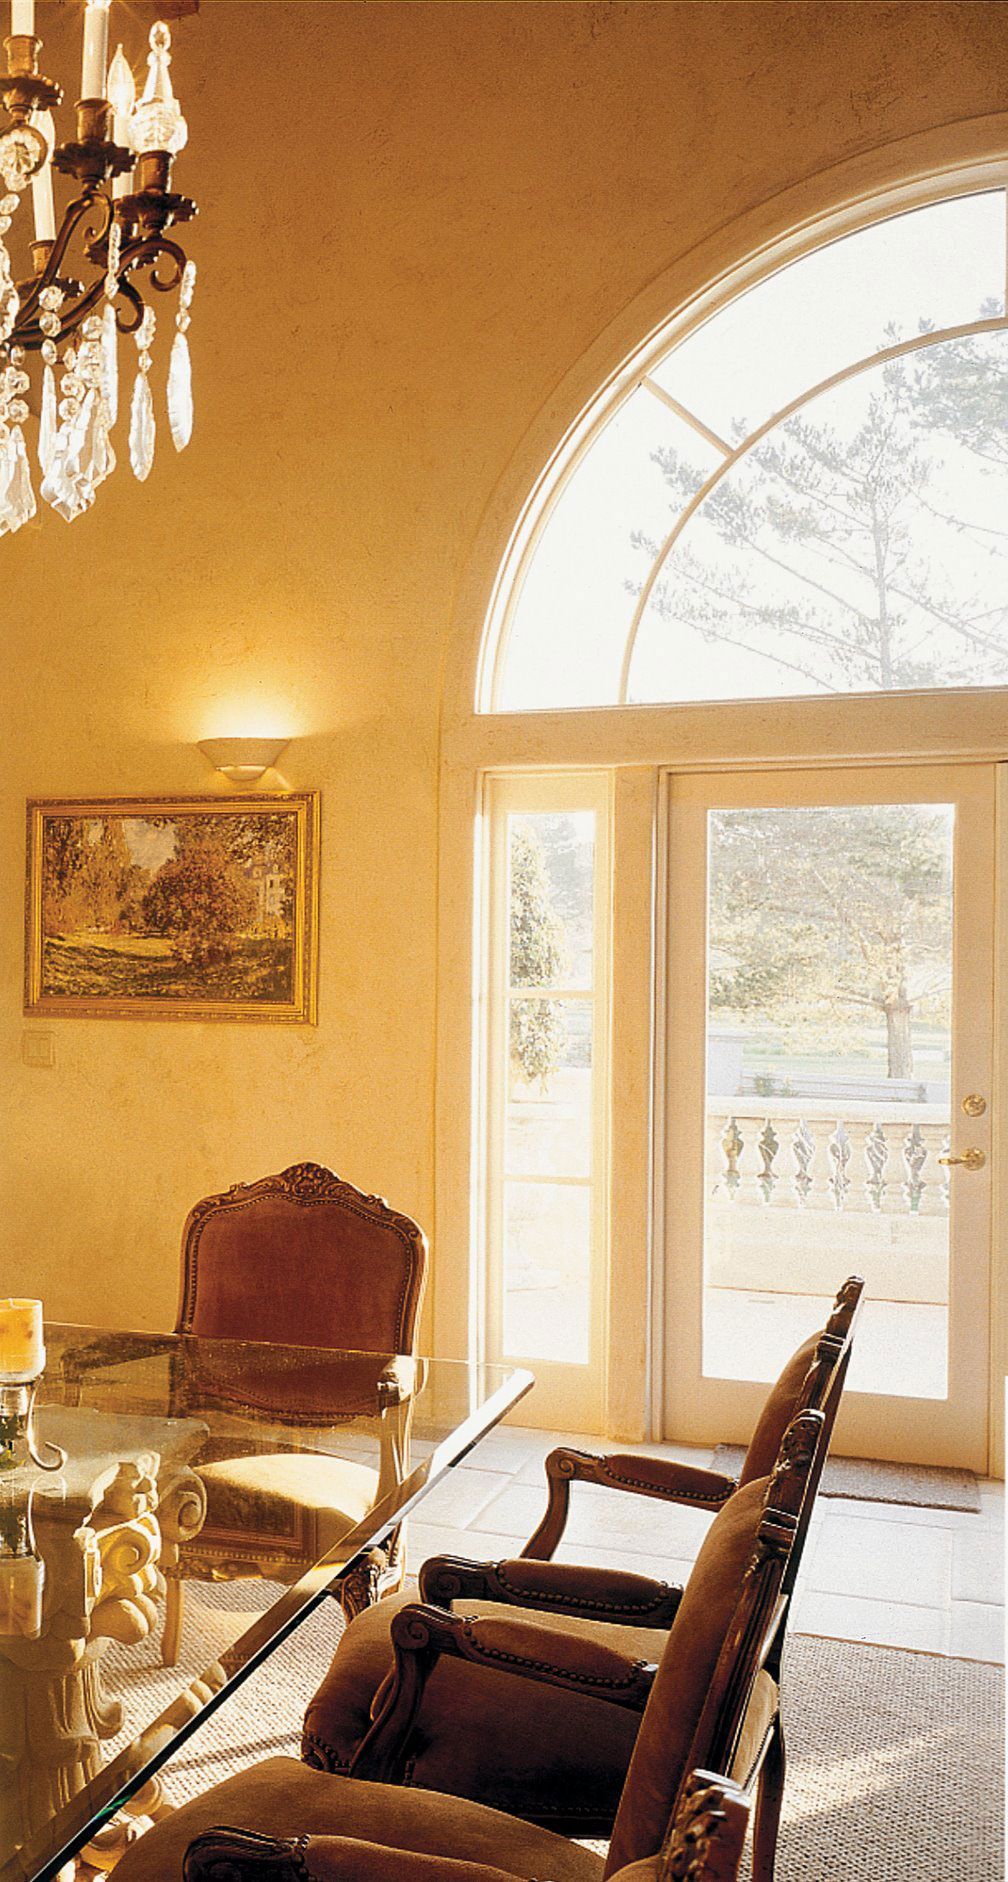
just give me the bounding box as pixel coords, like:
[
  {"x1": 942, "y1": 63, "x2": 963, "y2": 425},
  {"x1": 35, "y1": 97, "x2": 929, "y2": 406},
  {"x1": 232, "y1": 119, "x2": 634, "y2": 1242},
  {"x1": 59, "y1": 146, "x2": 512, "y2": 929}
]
[
  {"x1": 0, "y1": 1479, "x2": 45, "y2": 1638},
  {"x1": 52, "y1": 97, "x2": 132, "y2": 188},
  {"x1": 1, "y1": 33, "x2": 62, "y2": 127},
  {"x1": 0, "y1": 1378, "x2": 66, "y2": 1473}
]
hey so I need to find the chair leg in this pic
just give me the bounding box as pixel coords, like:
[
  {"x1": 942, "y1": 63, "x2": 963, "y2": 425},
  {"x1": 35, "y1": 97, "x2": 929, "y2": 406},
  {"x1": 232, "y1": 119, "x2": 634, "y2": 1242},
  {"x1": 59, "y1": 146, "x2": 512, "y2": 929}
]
[
  {"x1": 338, "y1": 1549, "x2": 385, "y2": 1624},
  {"x1": 751, "y1": 1711, "x2": 786, "y2": 1882},
  {"x1": 161, "y1": 1577, "x2": 184, "y2": 1668}
]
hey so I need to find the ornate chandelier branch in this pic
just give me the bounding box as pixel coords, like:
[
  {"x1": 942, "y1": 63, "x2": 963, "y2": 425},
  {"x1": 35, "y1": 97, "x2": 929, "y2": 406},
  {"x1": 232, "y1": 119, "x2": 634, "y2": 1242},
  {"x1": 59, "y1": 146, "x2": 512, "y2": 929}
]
[{"x1": 0, "y1": 0, "x2": 197, "y2": 534}]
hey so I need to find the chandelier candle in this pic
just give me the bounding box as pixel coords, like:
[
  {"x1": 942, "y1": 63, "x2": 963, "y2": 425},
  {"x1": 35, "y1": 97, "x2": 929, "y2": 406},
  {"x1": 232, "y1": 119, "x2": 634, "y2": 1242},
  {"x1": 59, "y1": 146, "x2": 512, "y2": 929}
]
[
  {"x1": 0, "y1": 5, "x2": 197, "y2": 531},
  {"x1": 29, "y1": 108, "x2": 52, "y2": 240},
  {"x1": 81, "y1": 0, "x2": 110, "y2": 101}
]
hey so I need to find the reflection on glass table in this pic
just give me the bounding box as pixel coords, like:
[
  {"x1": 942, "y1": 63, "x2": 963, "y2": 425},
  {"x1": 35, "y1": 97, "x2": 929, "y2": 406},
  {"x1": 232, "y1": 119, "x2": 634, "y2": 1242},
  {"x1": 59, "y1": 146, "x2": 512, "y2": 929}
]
[{"x1": 0, "y1": 1324, "x2": 531, "y2": 1882}]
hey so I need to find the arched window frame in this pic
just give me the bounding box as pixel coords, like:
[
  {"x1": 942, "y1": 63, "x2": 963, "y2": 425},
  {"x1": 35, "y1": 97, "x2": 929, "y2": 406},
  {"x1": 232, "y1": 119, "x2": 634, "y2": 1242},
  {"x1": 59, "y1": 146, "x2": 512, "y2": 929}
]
[
  {"x1": 435, "y1": 133, "x2": 1008, "y2": 1473},
  {"x1": 478, "y1": 161, "x2": 1008, "y2": 717}
]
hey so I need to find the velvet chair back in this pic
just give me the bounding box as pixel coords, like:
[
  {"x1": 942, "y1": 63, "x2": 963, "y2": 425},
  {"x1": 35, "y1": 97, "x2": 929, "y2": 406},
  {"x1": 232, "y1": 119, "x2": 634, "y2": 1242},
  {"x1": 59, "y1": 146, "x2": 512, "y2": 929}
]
[{"x1": 175, "y1": 1161, "x2": 428, "y2": 1355}]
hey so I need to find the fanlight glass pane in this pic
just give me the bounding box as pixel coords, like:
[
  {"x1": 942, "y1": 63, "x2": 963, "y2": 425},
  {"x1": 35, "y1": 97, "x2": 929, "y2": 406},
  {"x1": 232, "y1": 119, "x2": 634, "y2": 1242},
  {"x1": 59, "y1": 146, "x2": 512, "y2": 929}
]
[
  {"x1": 628, "y1": 331, "x2": 1008, "y2": 703},
  {"x1": 651, "y1": 193, "x2": 1005, "y2": 440},
  {"x1": 498, "y1": 390, "x2": 721, "y2": 710}
]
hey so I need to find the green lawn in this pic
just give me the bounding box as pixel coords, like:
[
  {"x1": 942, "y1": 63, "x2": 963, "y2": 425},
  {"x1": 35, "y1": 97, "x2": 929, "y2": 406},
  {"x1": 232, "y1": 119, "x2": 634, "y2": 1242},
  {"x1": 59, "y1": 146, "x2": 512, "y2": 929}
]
[{"x1": 42, "y1": 933, "x2": 294, "y2": 1002}]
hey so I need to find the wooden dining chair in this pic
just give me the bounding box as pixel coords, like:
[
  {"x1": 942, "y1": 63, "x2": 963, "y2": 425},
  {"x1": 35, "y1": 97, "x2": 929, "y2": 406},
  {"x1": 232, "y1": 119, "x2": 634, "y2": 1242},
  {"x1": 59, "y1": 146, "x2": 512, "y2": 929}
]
[
  {"x1": 162, "y1": 1161, "x2": 428, "y2": 1664},
  {"x1": 299, "y1": 1276, "x2": 863, "y2": 1844},
  {"x1": 110, "y1": 1409, "x2": 816, "y2": 1882}
]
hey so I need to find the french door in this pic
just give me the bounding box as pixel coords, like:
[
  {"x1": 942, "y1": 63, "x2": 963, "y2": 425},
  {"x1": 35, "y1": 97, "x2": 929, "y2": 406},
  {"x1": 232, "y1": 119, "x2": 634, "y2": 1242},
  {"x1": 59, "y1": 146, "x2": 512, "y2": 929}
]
[{"x1": 662, "y1": 763, "x2": 995, "y2": 1470}]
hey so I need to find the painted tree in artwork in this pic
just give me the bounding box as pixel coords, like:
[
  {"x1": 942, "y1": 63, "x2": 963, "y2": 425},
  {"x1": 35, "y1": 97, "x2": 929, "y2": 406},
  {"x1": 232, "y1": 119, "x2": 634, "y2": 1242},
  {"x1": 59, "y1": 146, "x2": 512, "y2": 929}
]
[
  {"x1": 509, "y1": 823, "x2": 565, "y2": 1086},
  {"x1": 42, "y1": 818, "x2": 132, "y2": 933},
  {"x1": 142, "y1": 825, "x2": 256, "y2": 964}
]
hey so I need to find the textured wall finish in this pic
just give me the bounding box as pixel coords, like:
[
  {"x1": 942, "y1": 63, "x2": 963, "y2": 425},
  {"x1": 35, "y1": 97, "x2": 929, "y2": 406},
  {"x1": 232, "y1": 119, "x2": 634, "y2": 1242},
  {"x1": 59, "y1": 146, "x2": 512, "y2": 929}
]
[{"x1": 1, "y1": 3, "x2": 1006, "y2": 1329}]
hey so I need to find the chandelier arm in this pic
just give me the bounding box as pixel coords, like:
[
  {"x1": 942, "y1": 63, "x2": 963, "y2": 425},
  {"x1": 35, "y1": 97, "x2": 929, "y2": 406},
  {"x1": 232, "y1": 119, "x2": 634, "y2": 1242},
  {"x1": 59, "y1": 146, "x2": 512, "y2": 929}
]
[
  {"x1": 110, "y1": 273, "x2": 145, "y2": 335},
  {"x1": 10, "y1": 227, "x2": 190, "y2": 348},
  {"x1": 118, "y1": 237, "x2": 189, "y2": 295},
  {"x1": 13, "y1": 189, "x2": 105, "y2": 328}
]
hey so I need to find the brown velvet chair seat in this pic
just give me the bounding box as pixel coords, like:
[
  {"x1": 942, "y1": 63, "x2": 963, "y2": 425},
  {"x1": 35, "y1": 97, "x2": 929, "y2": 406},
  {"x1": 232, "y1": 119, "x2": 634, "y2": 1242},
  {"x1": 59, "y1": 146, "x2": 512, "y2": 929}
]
[
  {"x1": 111, "y1": 1759, "x2": 601, "y2": 1882},
  {"x1": 194, "y1": 1454, "x2": 384, "y2": 1568},
  {"x1": 177, "y1": 1770, "x2": 751, "y2": 1882}
]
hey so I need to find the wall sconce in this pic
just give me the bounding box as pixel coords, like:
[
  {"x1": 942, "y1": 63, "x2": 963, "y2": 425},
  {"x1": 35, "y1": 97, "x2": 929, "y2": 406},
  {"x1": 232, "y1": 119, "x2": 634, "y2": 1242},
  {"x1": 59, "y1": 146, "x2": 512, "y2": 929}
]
[{"x1": 197, "y1": 738, "x2": 289, "y2": 783}]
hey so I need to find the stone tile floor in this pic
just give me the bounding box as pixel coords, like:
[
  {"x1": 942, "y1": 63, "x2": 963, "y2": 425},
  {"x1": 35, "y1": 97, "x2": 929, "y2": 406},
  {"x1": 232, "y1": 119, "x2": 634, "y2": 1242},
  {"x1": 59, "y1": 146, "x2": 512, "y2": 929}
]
[{"x1": 406, "y1": 1422, "x2": 1005, "y2": 1665}]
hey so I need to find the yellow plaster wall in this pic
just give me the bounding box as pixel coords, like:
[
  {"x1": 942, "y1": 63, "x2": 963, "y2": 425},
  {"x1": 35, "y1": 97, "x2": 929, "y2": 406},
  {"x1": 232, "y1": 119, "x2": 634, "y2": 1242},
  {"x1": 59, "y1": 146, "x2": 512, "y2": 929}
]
[{"x1": 2, "y1": 2, "x2": 1006, "y2": 1332}]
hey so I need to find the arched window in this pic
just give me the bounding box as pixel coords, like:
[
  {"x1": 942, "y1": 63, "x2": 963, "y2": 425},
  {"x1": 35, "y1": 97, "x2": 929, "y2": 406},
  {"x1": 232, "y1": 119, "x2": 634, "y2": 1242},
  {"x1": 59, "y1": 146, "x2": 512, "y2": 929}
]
[{"x1": 484, "y1": 188, "x2": 1008, "y2": 712}]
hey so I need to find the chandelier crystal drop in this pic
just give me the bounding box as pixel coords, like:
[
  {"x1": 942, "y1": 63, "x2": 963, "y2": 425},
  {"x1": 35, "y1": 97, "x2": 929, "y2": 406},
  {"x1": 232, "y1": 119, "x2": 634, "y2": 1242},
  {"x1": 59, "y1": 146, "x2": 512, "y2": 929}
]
[{"x1": 0, "y1": 1, "x2": 198, "y2": 534}]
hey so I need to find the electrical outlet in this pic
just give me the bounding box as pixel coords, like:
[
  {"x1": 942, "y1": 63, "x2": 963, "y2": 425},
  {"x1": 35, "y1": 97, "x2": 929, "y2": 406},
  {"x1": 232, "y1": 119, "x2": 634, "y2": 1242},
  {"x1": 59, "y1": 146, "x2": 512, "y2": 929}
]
[{"x1": 22, "y1": 1031, "x2": 55, "y2": 1069}]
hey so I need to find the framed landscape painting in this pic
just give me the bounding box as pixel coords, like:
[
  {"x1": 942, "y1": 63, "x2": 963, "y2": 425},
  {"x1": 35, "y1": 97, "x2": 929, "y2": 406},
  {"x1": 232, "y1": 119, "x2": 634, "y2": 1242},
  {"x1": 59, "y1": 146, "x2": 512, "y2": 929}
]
[{"x1": 25, "y1": 793, "x2": 319, "y2": 1023}]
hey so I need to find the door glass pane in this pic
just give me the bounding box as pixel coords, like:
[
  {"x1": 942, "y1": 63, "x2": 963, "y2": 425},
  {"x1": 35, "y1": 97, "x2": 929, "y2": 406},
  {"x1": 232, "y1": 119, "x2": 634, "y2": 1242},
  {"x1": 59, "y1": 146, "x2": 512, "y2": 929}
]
[
  {"x1": 503, "y1": 1181, "x2": 591, "y2": 1362},
  {"x1": 703, "y1": 802, "x2": 954, "y2": 1399},
  {"x1": 498, "y1": 808, "x2": 598, "y2": 1369}
]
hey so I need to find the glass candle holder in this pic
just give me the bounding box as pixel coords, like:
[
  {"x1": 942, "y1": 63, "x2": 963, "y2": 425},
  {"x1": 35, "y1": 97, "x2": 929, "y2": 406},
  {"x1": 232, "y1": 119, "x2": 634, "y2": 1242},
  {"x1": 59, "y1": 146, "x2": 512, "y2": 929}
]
[
  {"x1": 0, "y1": 1382, "x2": 65, "y2": 1474},
  {"x1": 0, "y1": 1482, "x2": 44, "y2": 1638}
]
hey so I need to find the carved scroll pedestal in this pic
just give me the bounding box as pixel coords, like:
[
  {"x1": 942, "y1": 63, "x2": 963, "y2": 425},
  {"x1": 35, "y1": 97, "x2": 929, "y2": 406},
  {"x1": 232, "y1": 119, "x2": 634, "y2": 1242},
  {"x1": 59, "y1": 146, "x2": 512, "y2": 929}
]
[{"x1": 0, "y1": 1414, "x2": 206, "y2": 1878}]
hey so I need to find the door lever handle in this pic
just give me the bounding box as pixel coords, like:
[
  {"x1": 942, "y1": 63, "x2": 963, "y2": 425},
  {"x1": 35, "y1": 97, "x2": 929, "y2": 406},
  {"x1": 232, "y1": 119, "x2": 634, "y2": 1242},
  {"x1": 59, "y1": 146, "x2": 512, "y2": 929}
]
[{"x1": 938, "y1": 1147, "x2": 986, "y2": 1171}]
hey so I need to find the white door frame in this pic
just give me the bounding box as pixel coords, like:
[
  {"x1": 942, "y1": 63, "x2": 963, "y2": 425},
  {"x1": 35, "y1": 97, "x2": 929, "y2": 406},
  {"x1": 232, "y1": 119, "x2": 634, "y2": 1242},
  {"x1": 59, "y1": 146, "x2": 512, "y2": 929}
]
[{"x1": 658, "y1": 761, "x2": 995, "y2": 1471}]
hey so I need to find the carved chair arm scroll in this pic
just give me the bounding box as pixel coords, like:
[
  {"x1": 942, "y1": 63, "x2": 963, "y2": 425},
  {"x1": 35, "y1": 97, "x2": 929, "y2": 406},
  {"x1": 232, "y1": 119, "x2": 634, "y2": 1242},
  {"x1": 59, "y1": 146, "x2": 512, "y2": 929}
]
[
  {"x1": 349, "y1": 1601, "x2": 656, "y2": 1783},
  {"x1": 184, "y1": 1828, "x2": 523, "y2": 1882},
  {"x1": 522, "y1": 1447, "x2": 737, "y2": 1559},
  {"x1": 419, "y1": 1552, "x2": 683, "y2": 1627}
]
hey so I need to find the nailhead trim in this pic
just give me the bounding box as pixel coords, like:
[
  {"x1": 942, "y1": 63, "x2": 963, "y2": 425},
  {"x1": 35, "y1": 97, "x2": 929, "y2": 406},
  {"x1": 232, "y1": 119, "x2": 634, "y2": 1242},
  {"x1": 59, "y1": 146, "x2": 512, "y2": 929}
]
[
  {"x1": 464, "y1": 1627, "x2": 645, "y2": 1691},
  {"x1": 491, "y1": 1562, "x2": 677, "y2": 1619},
  {"x1": 599, "y1": 1462, "x2": 737, "y2": 1504},
  {"x1": 299, "y1": 1730, "x2": 351, "y2": 1774}
]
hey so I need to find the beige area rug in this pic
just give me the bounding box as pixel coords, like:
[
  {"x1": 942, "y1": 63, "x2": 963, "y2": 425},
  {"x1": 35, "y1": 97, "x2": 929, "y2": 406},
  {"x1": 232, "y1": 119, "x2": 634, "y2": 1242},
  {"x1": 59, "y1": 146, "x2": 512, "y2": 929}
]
[
  {"x1": 104, "y1": 1590, "x2": 1004, "y2": 1881},
  {"x1": 710, "y1": 1445, "x2": 981, "y2": 1513}
]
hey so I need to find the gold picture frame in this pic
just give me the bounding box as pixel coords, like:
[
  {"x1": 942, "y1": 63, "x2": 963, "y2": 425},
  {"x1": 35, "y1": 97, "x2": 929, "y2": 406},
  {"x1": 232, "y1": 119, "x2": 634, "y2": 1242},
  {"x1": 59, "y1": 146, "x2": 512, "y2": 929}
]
[{"x1": 25, "y1": 792, "x2": 319, "y2": 1023}]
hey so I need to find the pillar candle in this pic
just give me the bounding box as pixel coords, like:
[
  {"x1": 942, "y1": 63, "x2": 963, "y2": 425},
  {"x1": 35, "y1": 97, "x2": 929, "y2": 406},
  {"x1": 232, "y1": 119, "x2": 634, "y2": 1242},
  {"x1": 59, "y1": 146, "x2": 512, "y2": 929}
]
[
  {"x1": 10, "y1": 0, "x2": 34, "y2": 36},
  {"x1": 0, "y1": 1300, "x2": 44, "y2": 1379},
  {"x1": 0, "y1": 1553, "x2": 44, "y2": 1638}
]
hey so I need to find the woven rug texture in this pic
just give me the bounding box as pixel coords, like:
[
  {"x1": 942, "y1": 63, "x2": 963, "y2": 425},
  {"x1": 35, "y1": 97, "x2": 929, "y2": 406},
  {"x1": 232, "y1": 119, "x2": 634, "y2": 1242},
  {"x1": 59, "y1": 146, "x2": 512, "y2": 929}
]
[
  {"x1": 104, "y1": 1587, "x2": 1004, "y2": 1881},
  {"x1": 709, "y1": 1446, "x2": 981, "y2": 1512}
]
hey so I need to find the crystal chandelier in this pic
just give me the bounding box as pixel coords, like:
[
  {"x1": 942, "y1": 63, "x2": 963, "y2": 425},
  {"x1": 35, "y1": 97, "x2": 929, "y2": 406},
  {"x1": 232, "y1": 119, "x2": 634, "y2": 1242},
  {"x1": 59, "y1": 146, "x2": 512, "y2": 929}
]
[{"x1": 0, "y1": 0, "x2": 197, "y2": 534}]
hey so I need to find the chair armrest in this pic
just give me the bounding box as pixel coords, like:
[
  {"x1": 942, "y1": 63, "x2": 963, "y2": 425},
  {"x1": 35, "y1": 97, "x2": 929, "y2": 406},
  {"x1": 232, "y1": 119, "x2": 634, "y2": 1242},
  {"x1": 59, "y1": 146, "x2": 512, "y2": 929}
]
[
  {"x1": 350, "y1": 1601, "x2": 656, "y2": 1782},
  {"x1": 419, "y1": 1552, "x2": 683, "y2": 1627},
  {"x1": 184, "y1": 1829, "x2": 521, "y2": 1882},
  {"x1": 523, "y1": 1447, "x2": 738, "y2": 1557}
]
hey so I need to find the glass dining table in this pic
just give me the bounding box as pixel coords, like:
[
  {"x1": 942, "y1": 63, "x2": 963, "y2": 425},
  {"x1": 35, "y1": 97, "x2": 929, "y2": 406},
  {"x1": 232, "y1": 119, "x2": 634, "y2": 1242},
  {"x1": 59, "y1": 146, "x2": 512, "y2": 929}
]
[{"x1": 0, "y1": 1323, "x2": 532, "y2": 1882}]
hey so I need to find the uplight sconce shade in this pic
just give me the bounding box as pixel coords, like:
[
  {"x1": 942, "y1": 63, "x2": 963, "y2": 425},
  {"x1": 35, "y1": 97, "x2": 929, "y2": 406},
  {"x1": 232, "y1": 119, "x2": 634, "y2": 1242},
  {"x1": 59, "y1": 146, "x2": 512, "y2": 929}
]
[{"x1": 197, "y1": 738, "x2": 289, "y2": 783}]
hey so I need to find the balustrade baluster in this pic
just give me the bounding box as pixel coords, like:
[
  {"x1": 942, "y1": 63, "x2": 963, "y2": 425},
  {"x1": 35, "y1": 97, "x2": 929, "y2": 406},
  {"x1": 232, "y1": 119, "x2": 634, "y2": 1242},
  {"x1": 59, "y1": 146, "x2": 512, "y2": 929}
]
[
  {"x1": 902, "y1": 1123, "x2": 927, "y2": 1213},
  {"x1": 791, "y1": 1119, "x2": 815, "y2": 1206},
  {"x1": 756, "y1": 1120, "x2": 779, "y2": 1204},
  {"x1": 721, "y1": 1117, "x2": 743, "y2": 1198},
  {"x1": 939, "y1": 1132, "x2": 951, "y2": 1211},
  {"x1": 827, "y1": 1121, "x2": 851, "y2": 1211},
  {"x1": 864, "y1": 1121, "x2": 888, "y2": 1212}
]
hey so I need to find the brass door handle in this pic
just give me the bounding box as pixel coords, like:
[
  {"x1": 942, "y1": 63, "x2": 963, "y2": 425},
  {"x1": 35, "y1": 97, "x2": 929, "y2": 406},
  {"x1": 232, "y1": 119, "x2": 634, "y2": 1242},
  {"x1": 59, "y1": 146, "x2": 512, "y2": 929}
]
[{"x1": 938, "y1": 1148, "x2": 986, "y2": 1171}]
